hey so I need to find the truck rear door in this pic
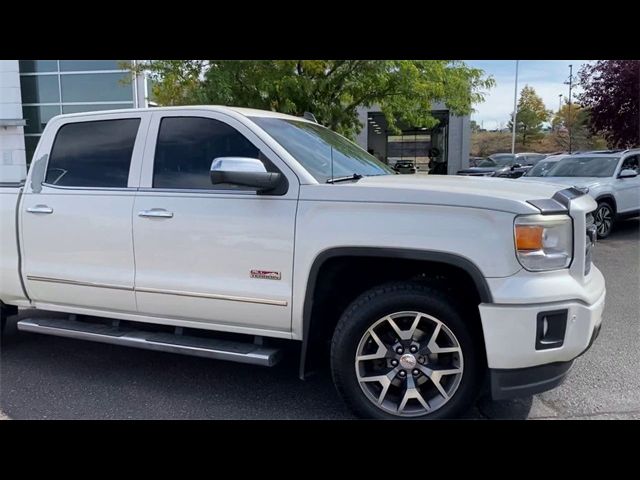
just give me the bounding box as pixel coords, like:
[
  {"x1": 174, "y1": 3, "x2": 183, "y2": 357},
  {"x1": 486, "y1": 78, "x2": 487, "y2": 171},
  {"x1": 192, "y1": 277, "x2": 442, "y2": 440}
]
[{"x1": 20, "y1": 112, "x2": 150, "y2": 312}]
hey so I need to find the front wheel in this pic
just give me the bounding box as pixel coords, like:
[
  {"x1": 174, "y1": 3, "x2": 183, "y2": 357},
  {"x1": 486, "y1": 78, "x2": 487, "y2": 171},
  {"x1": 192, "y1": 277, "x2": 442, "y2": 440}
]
[
  {"x1": 595, "y1": 201, "x2": 615, "y2": 239},
  {"x1": 330, "y1": 282, "x2": 485, "y2": 419}
]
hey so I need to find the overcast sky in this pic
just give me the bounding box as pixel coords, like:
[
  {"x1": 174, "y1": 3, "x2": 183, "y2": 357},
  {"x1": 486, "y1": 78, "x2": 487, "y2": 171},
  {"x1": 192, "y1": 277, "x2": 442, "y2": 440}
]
[{"x1": 464, "y1": 60, "x2": 593, "y2": 130}]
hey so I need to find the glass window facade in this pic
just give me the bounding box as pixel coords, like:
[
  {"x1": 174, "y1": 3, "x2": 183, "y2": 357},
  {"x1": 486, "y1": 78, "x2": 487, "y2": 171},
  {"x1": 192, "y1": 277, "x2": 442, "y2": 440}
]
[
  {"x1": 19, "y1": 60, "x2": 136, "y2": 165},
  {"x1": 366, "y1": 111, "x2": 449, "y2": 175},
  {"x1": 22, "y1": 105, "x2": 61, "y2": 134},
  {"x1": 62, "y1": 103, "x2": 133, "y2": 114},
  {"x1": 18, "y1": 60, "x2": 58, "y2": 73},
  {"x1": 20, "y1": 75, "x2": 60, "y2": 103},
  {"x1": 61, "y1": 73, "x2": 133, "y2": 102},
  {"x1": 59, "y1": 60, "x2": 128, "y2": 71}
]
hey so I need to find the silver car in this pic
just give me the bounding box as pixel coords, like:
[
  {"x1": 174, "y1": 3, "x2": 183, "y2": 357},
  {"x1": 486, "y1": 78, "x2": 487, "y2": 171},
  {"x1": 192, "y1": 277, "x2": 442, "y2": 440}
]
[{"x1": 520, "y1": 150, "x2": 640, "y2": 238}]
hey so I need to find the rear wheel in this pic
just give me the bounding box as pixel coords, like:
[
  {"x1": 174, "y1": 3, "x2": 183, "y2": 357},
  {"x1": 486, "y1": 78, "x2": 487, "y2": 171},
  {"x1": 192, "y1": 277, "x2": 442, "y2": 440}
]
[
  {"x1": 330, "y1": 282, "x2": 484, "y2": 419},
  {"x1": 595, "y1": 201, "x2": 615, "y2": 239}
]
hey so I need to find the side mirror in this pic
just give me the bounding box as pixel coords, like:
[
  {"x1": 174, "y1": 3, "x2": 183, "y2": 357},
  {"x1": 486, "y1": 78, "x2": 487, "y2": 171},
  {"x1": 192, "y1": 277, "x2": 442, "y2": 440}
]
[
  {"x1": 210, "y1": 157, "x2": 283, "y2": 193},
  {"x1": 618, "y1": 169, "x2": 638, "y2": 179},
  {"x1": 512, "y1": 163, "x2": 522, "y2": 169}
]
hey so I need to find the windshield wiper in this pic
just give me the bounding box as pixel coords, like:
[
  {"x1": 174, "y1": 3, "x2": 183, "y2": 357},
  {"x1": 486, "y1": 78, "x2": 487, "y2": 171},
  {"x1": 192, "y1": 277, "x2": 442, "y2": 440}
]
[{"x1": 326, "y1": 173, "x2": 363, "y2": 184}]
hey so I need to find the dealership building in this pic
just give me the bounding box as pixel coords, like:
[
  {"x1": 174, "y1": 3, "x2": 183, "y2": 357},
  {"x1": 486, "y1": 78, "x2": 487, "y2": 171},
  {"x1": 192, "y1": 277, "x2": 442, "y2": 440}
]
[
  {"x1": 1, "y1": 60, "x2": 470, "y2": 179},
  {"x1": 355, "y1": 105, "x2": 470, "y2": 175}
]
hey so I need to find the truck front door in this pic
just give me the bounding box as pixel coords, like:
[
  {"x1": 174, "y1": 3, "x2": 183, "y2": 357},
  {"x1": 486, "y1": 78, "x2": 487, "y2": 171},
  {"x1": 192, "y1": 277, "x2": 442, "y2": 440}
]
[{"x1": 131, "y1": 111, "x2": 298, "y2": 335}]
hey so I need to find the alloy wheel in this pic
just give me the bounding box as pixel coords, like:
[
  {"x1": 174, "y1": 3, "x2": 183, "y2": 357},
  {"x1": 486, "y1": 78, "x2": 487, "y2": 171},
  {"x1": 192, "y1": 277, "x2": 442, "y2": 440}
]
[
  {"x1": 354, "y1": 311, "x2": 464, "y2": 417},
  {"x1": 595, "y1": 204, "x2": 613, "y2": 237}
]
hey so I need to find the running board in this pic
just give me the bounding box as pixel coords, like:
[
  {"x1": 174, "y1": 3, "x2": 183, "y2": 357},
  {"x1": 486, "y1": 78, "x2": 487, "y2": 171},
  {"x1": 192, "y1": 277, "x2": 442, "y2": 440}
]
[{"x1": 17, "y1": 317, "x2": 282, "y2": 367}]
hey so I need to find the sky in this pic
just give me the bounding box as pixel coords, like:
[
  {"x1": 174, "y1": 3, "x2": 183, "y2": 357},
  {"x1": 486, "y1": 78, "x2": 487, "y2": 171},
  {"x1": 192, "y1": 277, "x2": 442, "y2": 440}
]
[{"x1": 464, "y1": 60, "x2": 593, "y2": 130}]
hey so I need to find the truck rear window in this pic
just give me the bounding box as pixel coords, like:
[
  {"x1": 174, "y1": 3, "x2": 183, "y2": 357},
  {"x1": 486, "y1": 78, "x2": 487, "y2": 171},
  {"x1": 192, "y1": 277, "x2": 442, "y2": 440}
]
[{"x1": 45, "y1": 118, "x2": 140, "y2": 188}]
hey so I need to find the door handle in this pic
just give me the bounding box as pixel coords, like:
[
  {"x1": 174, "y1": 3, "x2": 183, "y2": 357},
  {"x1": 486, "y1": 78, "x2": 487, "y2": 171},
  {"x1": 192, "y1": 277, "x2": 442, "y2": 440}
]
[
  {"x1": 138, "y1": 208, "x2": 173, "y2": 218},
  {"x1": 26, "y1": 205, "x2": 54, "y2": 214}
]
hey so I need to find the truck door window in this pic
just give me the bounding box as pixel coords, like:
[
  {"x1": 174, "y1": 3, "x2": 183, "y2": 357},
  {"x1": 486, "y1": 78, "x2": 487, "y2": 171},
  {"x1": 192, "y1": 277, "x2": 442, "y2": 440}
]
[
  {"x1": 45, "y1": 118, "x2": 141, "y2": 188},
  {"x1": 153, "y1": 116, "x2": 267, "y2": 190}
]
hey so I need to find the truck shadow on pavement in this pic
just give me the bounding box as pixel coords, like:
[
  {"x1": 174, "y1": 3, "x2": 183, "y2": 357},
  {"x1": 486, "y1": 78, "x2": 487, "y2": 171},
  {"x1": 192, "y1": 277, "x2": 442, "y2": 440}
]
[{"x1": 0, "y1": 317, "x2": 533, "y2": 420}]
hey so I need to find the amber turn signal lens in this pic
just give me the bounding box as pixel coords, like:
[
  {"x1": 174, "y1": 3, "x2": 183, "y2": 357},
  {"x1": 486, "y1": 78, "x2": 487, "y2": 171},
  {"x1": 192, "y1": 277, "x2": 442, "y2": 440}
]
[{"x1": 515, "y1": 225, "x2": 544, "y2": 250}]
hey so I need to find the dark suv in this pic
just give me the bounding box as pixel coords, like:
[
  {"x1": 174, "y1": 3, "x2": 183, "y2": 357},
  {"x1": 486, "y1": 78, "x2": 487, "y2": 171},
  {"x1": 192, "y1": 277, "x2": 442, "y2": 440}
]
[{"x1": 457, "y1": 153, "x2": 547, "y2": 177}]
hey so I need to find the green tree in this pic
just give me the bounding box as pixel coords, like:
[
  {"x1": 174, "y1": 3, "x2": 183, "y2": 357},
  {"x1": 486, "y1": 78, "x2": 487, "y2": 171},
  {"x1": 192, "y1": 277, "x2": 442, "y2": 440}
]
[
  {"x1": 507, "y1": 85, "x2": 551, "y2": 147},
  {"x1": 470, "y1": 120, "x2": 481, "y2": 133},
  {"x1": 132, "y1": 60, "x2": 494, "y2": 139},
  {"x1": 551, "y1": 101, "x2": 594, "y2": 151}
]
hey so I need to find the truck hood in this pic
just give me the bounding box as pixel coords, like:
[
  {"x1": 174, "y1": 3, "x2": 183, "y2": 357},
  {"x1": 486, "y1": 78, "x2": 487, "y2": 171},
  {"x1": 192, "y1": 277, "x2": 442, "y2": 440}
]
[
  {"x1": 300, "y1": 174, "x2": 565, "y2": 214},
  {"x1": 518, "y1": 176, "x2": 606, "y2": 189}
]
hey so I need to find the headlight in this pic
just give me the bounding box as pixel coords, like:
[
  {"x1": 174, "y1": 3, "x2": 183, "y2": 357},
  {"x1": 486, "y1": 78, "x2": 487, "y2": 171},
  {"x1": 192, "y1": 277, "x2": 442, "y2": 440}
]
[{"x1": 514, "y1": 214, "x2": 573, "y2": 271}]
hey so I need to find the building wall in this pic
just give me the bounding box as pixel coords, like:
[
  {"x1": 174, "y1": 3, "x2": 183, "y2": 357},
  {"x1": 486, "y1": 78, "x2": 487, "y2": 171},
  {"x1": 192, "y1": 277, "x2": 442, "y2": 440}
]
[
  {"x1": 446, "y1": 112, "x2": 471, "y2": 174},
  {"x1": 17, "y1": 60, "x2": 145, "y2": 164},
  {"x1": 355, "y1": 107, "x2": 369, "y2": 151},
  {"x1": 0, "y1": 60, "x2": 27, "y2": 183}
]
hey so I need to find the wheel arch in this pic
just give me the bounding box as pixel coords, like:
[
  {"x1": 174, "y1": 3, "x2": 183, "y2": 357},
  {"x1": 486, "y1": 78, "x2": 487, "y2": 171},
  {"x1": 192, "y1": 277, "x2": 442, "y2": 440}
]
[
  {"x1": 595, "y1": 194, "x2": 617, "y2": 213},
  {"x1": 298, "y1": 247, "x2": 493, "y2": 379}
]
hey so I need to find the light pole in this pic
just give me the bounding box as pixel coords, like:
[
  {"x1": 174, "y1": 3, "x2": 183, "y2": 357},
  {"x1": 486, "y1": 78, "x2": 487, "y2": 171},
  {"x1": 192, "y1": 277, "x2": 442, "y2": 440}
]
[
  {"x1": 511, "y1": 60, "x2": 519, "y2": 154},
  {"x1": 564, "y1": 64, "x2": 574, "y2": 153},
  {"x1": 558, "y1": 94, "x2": 563, "y2": 113}
]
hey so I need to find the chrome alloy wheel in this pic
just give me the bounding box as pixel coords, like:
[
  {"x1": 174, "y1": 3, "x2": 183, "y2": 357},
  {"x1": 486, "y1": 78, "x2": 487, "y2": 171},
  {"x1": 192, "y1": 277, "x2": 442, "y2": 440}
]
[
  {"x1": 355, "y1": 311, "x2": 464, "y2": 417},
  {"x1": 595, "y1": 203, "x2": 613, "y2": 237}
]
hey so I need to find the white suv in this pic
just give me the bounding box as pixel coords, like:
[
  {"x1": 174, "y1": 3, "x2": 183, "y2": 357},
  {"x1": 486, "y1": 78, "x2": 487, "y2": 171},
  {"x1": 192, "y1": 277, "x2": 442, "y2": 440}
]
[{"x1": 520, "y1": 150, "x2": 640, "y2": 238}]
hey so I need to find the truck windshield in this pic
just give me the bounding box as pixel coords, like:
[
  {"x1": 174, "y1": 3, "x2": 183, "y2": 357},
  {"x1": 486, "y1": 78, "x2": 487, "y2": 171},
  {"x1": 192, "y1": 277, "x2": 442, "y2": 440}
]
[{"x1": 250, "y1": 117, "x2": 394, "y2": 183}]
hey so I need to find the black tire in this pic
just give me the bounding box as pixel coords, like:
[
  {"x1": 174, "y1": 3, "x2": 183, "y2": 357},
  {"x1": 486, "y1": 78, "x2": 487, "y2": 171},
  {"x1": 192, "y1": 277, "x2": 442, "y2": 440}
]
[
  {"x1": 595, "y1": 200, "x2": 615, "y2": 239},
  {"x1": 330, "y1": 282, "x2": 485, "y2": 419}
]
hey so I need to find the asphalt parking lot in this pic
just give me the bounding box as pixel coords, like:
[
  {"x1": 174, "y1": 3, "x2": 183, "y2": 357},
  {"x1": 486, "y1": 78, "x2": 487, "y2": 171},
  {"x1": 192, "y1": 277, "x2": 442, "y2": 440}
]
[{"x1": 1, "y1": 218, "x2": 638, "y2": 420}]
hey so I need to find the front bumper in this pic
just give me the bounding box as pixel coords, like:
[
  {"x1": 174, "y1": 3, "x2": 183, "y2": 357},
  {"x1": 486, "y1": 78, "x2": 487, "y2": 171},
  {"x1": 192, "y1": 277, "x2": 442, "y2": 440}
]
[
  {"x1": 490, "y1": 323, "x2": 602, "y2": 400},
  {"x1": 479, "y1": 269, "x2": 606, "y2": 400}
]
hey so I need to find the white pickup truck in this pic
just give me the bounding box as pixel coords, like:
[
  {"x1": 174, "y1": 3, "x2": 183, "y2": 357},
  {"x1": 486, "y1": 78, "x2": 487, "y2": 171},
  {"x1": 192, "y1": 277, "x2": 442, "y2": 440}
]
[{"x1": 0, "y1": 106, "x2": 606, "y2": 419}]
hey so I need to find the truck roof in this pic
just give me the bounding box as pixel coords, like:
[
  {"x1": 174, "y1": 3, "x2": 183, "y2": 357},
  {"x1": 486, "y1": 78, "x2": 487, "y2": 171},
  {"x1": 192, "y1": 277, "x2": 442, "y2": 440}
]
[{"x1": 49, "y1": 105, "x2": 314, "y2": 123}]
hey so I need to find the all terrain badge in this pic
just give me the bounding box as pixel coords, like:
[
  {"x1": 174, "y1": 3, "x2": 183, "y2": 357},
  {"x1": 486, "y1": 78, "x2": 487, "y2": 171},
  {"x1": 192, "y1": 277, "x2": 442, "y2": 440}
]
[{"x1": 250, "y1": 270, "x2": 281, "y2": 280}]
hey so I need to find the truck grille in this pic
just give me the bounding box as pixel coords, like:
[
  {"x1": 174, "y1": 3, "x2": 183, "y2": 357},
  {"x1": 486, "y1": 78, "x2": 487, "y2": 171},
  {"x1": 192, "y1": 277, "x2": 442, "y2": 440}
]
[{"x1": 585, "y1": 211, "x2": 596, "y2": 275}]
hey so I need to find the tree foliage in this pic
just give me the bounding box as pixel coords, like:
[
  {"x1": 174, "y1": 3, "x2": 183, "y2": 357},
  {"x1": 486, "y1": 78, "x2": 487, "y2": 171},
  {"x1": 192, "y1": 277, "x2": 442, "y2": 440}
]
[
  {"x1": 578, "y1": 60, "x2": 640, "y2": 148},
  {"x1": 133, "y1": 60, "x2": 494, "y2": 139},
  {"x1": 551, "y1": 101, "x2": 593, "y2": 151},
  {"x1": 507, "y1": 85, "x2": 551, "y2": 147}
]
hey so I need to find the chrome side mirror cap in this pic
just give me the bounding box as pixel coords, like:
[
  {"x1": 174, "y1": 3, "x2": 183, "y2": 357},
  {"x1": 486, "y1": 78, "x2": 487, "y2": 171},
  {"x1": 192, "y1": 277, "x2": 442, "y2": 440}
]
[{"x1": 210, "y1": 157, "x2": 284, "y2": 193}]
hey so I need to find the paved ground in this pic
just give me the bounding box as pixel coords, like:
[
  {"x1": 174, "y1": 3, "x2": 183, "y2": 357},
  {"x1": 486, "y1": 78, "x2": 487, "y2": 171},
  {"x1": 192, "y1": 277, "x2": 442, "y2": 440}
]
[{"x1": 1, "y1": 218, "x2": 638, "y2": 420}]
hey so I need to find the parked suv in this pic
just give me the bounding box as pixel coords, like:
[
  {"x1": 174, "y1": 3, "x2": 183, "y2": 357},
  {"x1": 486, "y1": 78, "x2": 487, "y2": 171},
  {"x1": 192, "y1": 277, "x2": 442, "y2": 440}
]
[
  {"x1": 520, "y1": 150, "x2": 640, "y2": 238},
  {"x1": 0, "y1": 106, "x2": 605, "y2": 419}
]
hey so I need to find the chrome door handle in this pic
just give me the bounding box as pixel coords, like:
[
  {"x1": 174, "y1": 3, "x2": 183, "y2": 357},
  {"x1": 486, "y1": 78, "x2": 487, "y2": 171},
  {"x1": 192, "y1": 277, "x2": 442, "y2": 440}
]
[
  {"x1": 26, "y1": 205, "x2": 53, "y2": 214},
  {"x1": 138, "y1": 208, "x2": 173, "y2": 218}
]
